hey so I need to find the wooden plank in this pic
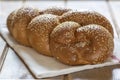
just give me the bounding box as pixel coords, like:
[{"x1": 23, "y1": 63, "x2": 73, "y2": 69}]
[
  {"x1": 71, "y1": 64, "x2": 120, "y2": 80},
  {"x1": 0, "y1": 2, "x2": 7, "y2": 71},
  {"x1": 0, "y1": 1, "x2": 23, "y2": 24},
  {"x1": 25, "y1": 0, "x2": 66, "y2": 10},
  {"x1": 0, "y1": 49, "x2": 33, "y2": 79},
  {"x1": 63, "y1": 74, "x2": 72, "y2": 80},
  {"x1": 113, "y1": 68, "x2": 120, "y2": 80},
  {"x1": 0, "y1": 1, "x2": 2, "y2": 25},
  {"x1": 66, "y1": 1, "x2": 118, "y2": 38},
  {"x1": 0, "y1": 44, "x2": 9, "y2": 72},
  {"x1": 108, "y1": 0, "x2": 119, "y2": 1},
  {"x1": 67, "y1": 0, "x2": 107, "y2": 1},
  {"x1": 0, "y1": 37, "x2": 6, "y2": 60},
  {"x1": 109, "y1": 1, "x2": 120, "y2": 38},
  {"x1": 0, "y1": 0, "x2": 7, "y2": 73}
]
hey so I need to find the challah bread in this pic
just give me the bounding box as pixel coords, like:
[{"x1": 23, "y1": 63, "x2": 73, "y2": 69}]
[
  {"x1": 50, "y1": 22, "x2": 114, "y2": 65},
  {"x1": 59, "y1": 11, "x2": 114, "y2": 37},
  {"x1": 27, "y1": 14, "x2": 59, "y2": 56},
  {"x1": 7, "y1": 7, "x2": 42, "y2": 46},
  {"x1": 7, "y1": 7, "x2": 114, "y2": 65},
  {"x1": 43, "y1": 7, "x2": 71, "y2": 16}
]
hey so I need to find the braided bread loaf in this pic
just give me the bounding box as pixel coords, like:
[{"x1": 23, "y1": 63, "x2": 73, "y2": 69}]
[{"x1": 7, "y1": 7, "x2": 114, "y2": 65}]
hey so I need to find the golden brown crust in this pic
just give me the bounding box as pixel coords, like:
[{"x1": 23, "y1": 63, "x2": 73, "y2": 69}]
[
  {"x1": 43, "y1": 7, "x2": 71, "y2": 16},
  {"x1": 8, "y1": 7, "x2": 42, "y2": 46},
  {"x1": 50, "y1": 22, "x2": 114, "y2": 65},
  {"x1": 7, "y1": 10, "x2": 17, "y2": 35},
  {"x1": 59, "y1": 11, "x2": 114, "y2": 37},
  {"x1": 27, "y1": 14, "x2": 60, "y2": 56}
]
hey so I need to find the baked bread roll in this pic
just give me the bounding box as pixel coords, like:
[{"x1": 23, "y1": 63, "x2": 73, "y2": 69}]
[
  {"x1": 7, "y1": 7, "x2": 42, "y2": 46},
  {"x1": 43, "y1": 7, "x2": 71, "y2": 16},
  {"x1": 27, "y1": 14, "x2": 59, "y2": 56},
  {"x1": 50, "y1": 21, "x2": 114, "y2": 65},
  {"x1": 59, "y1": 11, "x2": 114, "y2": 37}
]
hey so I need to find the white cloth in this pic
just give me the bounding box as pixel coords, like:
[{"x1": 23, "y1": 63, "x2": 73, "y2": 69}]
[{"x1": 0, "y1": 26, "x2": 120, "y2": 78}]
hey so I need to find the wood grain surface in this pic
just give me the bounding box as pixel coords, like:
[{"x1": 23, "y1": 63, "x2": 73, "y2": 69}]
[{"x1": 109, "y1": 1, "x2": 120, "y2": 38}]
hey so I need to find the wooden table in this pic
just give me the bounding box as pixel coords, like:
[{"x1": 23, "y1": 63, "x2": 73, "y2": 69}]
[{"x1": 0, "y1": 0, "x2": 120, "y2": 80}]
